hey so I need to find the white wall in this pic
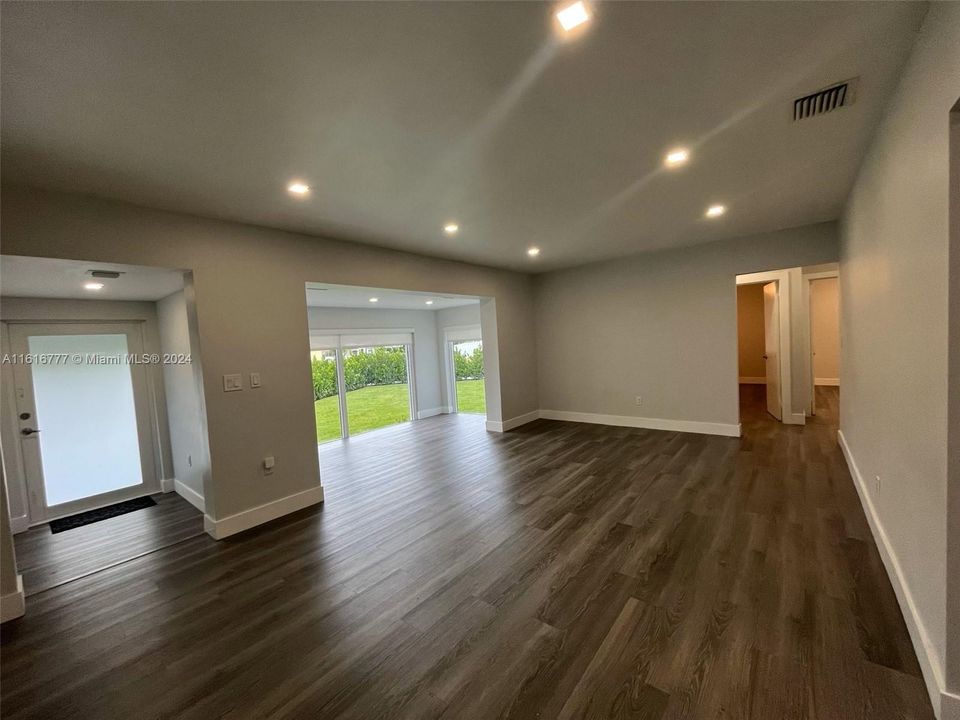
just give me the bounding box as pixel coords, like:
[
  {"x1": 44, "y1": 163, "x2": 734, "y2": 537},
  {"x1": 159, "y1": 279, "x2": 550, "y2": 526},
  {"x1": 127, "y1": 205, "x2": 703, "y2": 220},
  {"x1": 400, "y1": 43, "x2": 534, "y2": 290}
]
[
  {"x1": 157, "y1": 288, "x2": 209, "y2": 511},
  {"x1": 307, "y1": 305, "x2": 444, "y2": 417},
  {"x1": 0, "y1": 186, "x2": 538, "y2": 534},
  {"x1": 534, "y1": 223, "x2": 838, "y2": 433},
  {"x1": 839, "y1": 4, "x2": 960, "y2": 715},
  {"x1": 0, "y1": 297, "x2": 174, "y2": 530}
]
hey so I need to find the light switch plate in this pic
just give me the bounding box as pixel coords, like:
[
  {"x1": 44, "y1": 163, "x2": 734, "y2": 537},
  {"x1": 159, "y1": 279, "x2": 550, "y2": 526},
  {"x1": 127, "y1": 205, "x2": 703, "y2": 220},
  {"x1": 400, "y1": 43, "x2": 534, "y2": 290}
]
[
  {"x1": 250, "y1": 372, "x2": 262, "y2": 388},
  {"x1": 223, "y1": 373, "x2": 242, "y2": 392}
]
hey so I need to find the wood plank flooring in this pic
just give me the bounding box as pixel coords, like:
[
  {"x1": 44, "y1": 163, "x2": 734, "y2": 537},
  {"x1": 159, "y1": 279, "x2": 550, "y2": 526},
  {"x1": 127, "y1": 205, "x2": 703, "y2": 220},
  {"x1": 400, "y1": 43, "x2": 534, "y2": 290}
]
[
  {"x1": 0, "y1": 387, "x2": 934, "y2": 719},
  {"x1": 13, "y1": 492, "x2": 204, "y2": 597}
]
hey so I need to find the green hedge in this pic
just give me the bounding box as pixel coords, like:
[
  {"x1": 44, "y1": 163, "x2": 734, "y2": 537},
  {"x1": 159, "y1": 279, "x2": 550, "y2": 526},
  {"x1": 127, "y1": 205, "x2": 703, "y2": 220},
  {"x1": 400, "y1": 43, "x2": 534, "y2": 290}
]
[
  {"x1": 311, "y1": 345, "x2": 484, "y2": 400},
  {"x1": 311, "y1": 346, "x2": 409, "y2": 400},
  {"x1": 454, "y1": 347, "x2": 484, "y2": 380}
]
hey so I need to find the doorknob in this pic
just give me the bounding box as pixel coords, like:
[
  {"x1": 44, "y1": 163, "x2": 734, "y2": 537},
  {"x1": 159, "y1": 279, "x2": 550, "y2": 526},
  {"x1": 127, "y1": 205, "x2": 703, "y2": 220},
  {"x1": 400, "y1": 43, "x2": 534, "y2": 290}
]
[
  {"x1": 762, "y1": 354, "x2": 769, "y2": 359},
  {"x1": 21, "y1": 428, "x2": 40, "y2": 436}
]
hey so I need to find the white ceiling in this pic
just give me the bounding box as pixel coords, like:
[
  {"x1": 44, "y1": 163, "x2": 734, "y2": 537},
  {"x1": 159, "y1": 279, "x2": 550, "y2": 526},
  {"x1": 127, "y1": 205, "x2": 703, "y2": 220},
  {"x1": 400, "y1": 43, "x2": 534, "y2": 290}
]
[
  {"x1": 0, "y1": 256, "x2": 184, "y2": 301},
  {"x1": 306, "y1": 283, "x2": 480, "y2": 311},
  {"x1": 0, "y1": 2, "x2": 926, "y2": 271}
]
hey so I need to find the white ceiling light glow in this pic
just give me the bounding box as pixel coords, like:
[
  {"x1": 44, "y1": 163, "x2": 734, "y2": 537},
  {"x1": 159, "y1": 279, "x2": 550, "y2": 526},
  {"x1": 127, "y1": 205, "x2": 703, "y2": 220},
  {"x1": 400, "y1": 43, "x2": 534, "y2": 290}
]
[
  {"x1": 84, "y1": 282, "x2": 105, "y2": 291},
  {"x1": 425, "y1": 300, "x2": 434, "y2": 305},
  {"x1": 556, "y1": 1, "x2": 591, "y2": 32},
  {"x1": 527, "y1": 247, "x2": 541, "y2": 258},
  {"x1": 705, "y1": 204, "x2": 727, "y2": 218},
  {"x1": 443, "y1": 223, "x2": 459, "y2": 236},
  {"x1": 368, "y1": 297, "x2": 379, "y2": 303},
  {"x1": 287, "y1": 181, "x2": 310, "y2": 196},
  {"x1": 664, "y1": 148, "x2": 690, "y2": 168}
]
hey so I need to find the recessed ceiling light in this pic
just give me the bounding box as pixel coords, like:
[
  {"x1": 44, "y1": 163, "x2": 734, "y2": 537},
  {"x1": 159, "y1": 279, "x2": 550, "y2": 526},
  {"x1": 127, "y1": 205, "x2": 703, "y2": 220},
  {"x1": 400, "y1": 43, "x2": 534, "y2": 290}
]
[
  {"x1": 556, "y1": 1, "x2": 591, "y2": 32},
  {"x1": 425, "y1": 300, "x2": 434, "y2": 306},
  {"x1": 527, "y1": 247, "x2": 541, "y2": 257},
  {"x1": 664, "y1": 148, "x2": 690, "y2": 168},
  {"x1": 369, "y1": 297, "x2": 379, "y2": 303},
  {"x1": 705, "y1": 204, "x2": 727, "y2": 218},
  {"x1": 84, "y1": 282, "x2": 104, "y2": 291},
  {"x1": 287, "y1": 181, "x2": 310, "y2": 196},
  {"x1": 443, "y1": 223, "x2": 459, "y2": 236}
]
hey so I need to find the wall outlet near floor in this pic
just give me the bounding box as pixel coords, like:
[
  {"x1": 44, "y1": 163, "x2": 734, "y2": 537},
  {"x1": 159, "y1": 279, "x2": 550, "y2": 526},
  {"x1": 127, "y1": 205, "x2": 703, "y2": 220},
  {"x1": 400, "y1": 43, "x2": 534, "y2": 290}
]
[
  {"x1": 263, "y1": 456, "x2": 275, "y2": 475},
  {"x1": 874, "y1": 475, "x2": 881, "y2": 493},
  {"x1": 635, "y1": 395, "x2": 643, "y2": 406}
]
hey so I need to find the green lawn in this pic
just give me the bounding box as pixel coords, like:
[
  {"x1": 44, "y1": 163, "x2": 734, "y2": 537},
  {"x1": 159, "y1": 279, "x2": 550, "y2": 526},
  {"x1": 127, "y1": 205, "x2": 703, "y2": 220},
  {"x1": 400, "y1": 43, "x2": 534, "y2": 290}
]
[
  {"x1": 456, "y1": 378, "x2": 486, "y2": 414},
  {"x1": 314, "y1": 379, "x2": 485, "y2": 444},
  {"x1": 314, "y1": 383, "x2": 410, "y2": 443}
]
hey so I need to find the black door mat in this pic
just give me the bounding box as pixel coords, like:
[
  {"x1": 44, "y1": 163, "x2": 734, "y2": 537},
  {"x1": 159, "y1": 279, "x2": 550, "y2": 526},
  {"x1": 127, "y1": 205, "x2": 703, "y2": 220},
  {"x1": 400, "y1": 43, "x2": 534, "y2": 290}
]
[{"x1": 49, "y1": 496, "x2": 157, "y2": 534}]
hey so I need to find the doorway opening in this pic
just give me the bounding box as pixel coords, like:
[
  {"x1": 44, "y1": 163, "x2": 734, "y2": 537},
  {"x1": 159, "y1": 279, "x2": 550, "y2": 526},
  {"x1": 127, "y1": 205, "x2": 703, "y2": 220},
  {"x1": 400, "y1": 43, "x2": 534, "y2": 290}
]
[
  {"x1": 0, "y1": 255, "x2": 209, "y2": 597},
  {"x1": 736, "y1": 278, "x2": 784, "y2": 422},
  {"x1": 806, "y1": 272, "x2": 840, "y2": 417}
]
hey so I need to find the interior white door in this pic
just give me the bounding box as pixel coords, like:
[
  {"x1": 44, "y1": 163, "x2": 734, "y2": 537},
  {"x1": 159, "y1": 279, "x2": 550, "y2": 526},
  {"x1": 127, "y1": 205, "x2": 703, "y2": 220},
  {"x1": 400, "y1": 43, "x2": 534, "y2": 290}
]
[
  {"x1": 762, "y1": 282, "x2": 782, "y2": 420},
  {"x1": 8, "y1": 322, "x2": 159, "y2": 522}
]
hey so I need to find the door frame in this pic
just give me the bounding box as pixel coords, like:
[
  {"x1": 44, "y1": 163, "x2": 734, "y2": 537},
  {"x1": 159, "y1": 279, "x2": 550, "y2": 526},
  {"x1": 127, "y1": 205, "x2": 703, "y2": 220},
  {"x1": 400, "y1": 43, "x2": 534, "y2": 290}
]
[
  {"x1": 803, "y1": 269, "x2": 840, "y2": 416},
  {"x1": 736, "y1": 269, "x2": 801, "y2": 425},
  {"x1": 6, "y1": 320, "x2": 162, "y2": 523},
  {"x1": 442, "y1": 325, "x2": 483, "y2": 415}
]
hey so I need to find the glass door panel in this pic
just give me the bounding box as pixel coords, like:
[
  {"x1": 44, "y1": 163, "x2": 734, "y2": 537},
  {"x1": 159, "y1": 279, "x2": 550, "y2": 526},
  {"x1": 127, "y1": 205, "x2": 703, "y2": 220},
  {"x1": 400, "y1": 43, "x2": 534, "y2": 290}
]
[
  {"x1": 453, "y1": 340, "x2": 485, "y2": 414},
  {"x1": 311, "y1": 348, "x2": 343, "y2": 443},
  {"x1": 27, "y1": 334, "x2": 143, "y2": 505},
  {"x1": 343, "y1": 345, "x2": 411, "y2": 435}
]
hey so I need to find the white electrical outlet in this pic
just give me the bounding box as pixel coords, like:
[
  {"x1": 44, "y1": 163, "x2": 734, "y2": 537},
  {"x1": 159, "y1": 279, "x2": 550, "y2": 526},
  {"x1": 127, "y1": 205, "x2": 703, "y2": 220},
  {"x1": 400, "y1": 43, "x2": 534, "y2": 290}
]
[
  {"x1": 635, "y1": 395, "x2": 643, "y2": 406},
  {"x1": 874, "y1": 475, "x2": 881, "y2": 493},
  {"x1": 263, "y1": 456, "x2": 275, "y2": 475}
]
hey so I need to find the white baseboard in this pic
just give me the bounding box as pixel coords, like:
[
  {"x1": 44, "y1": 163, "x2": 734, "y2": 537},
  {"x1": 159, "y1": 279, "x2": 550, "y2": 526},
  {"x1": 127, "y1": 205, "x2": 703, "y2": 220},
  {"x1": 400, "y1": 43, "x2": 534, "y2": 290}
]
[
  {"x1": 738, "y1": 376, "x2": 766, "y2": 384},
  {"x1": 174, "y1": 479, "x2": 205, "y2": 513},
  {"x1": 838, "y1": 429, "x2": 945, "y2": 717},
  {"x1": 486, "y1": 410, "x2": 540, "y2": 433},
  {"x1": 417, "y1": 407, "x2": 446, "y2": 420},
  {"x1": 160, "y1": 477, "x2": 175, "y2": 493},
  {"x1": 539, "y1": 409, "x2": 741, "y2": 438},
  {"x1": 9, "y1": 514, "x2": 29, "y2": 534},
  {"x1": 1, "y1": 574, "x2": 25, "y2": 623},
  {"x1": 203, "y1": 485, "x2": 324, "y2": 540},
  {"x1": 815, "y1": 377, "x2": 840, "y2": 386}
]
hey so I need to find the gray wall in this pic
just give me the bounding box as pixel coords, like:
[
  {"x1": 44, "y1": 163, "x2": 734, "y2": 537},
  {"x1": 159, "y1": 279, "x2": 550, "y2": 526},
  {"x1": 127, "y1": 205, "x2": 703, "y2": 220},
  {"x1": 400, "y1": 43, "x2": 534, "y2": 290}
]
[
  {"x1": 307, "y1": 305, "x2": 444, "y2": 416},
  {"x1": 157, "y1": 288, "x2": 209, "y2": 504},
  {"x1": 839, "y1": 2, "x2": 959, "y2": 710},
  {"x1": 534, "y1": 222, "x2": 838, "y2": 428},
  {"x1": 0, "y1": 186, "x2": 539, "y2": 521}
]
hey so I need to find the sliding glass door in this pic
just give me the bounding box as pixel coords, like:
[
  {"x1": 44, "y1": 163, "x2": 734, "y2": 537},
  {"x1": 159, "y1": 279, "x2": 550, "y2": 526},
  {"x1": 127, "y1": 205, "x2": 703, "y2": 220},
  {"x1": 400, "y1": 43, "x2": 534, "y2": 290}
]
[
  {"x1": 343, "y1": 345, "x2": 411, "y2": 435},
  {"x1": 310, "y1": 332, "x2": 416, "y2": 443},
  {"x1": 452, "y1": 339, "x2": 485, "y2": 414}
]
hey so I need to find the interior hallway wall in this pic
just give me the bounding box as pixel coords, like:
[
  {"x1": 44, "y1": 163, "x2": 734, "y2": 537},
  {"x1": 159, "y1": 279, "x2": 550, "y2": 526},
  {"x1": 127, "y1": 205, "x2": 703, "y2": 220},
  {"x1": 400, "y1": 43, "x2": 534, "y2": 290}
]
[
  {"x1": 736, "y1": 284, "x2": 766, "y2": 381},
  {"x1": 838, "y1": 3, "x2": 960, "y2": 713},
  {"x1": 157, "y1": 288, "x2": 208, "y2": 511},
  {"x1": 809, "y1": 277, "x2": 840, "y2": 384}
]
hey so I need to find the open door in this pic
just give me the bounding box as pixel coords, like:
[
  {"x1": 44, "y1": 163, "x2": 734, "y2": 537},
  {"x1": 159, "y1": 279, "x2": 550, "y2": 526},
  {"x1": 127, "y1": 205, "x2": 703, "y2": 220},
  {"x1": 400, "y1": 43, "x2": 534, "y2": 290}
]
[{"x1": 762, "y1": 282, "x2": 782, "y2": 420}]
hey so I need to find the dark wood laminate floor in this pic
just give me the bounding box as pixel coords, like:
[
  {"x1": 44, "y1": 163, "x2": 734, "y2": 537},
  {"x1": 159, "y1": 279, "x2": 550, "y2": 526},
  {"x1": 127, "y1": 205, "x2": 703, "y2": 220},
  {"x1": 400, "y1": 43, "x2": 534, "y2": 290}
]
[
  {"x1": 0, "y1": 389, "x2": 933, "y2": 719},
  {"x1": 13, "y1": 492, "x2": 204, "y2": 597}
]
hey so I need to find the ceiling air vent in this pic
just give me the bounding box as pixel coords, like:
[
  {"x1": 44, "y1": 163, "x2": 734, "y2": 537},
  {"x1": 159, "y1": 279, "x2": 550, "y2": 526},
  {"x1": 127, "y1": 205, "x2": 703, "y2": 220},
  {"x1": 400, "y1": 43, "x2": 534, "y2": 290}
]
[{"x1": 793, "y1": 79, "x2": 857, "y2": 121}]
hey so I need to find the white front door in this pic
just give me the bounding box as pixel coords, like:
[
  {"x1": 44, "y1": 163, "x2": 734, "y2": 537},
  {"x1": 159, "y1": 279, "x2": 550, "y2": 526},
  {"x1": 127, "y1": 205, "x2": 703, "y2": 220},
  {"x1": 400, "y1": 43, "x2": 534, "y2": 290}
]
[
  {"x1": 8, "y1": 322, "x2": 159, "y2": 523},
  {"x1": 762, "y1": 282, "x2": 782, "y2": 420}
]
